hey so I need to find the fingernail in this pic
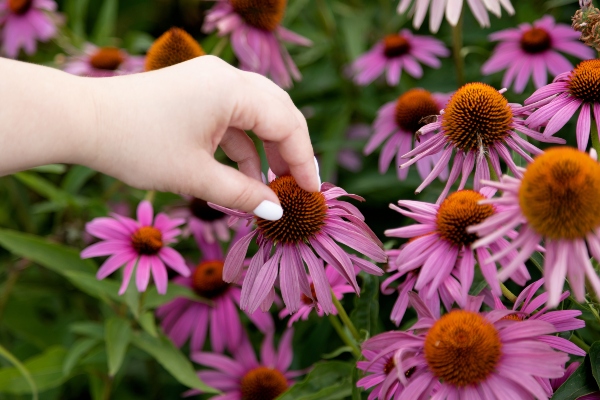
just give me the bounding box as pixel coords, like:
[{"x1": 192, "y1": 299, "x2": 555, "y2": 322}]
[
  {"x1": 253, "y1": 200, "x2": 283, "y2": 221},
  {"x1": 314, "y1": 156, "x2": 322, "y2": 189}
]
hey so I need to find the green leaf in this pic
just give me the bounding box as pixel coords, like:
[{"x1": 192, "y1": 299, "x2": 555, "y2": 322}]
[
  {"x1": 61, "y1": 166, "x2": 96, "y2": 194},
  {"x1": 13, "y1": 172, "x2": 69, "y2": 204},
  {"x1": 589, "y1": 341, "x2": 600, "y2": 388},
  {"x1": 105, "y1": 317, "x2": 131, "y2": 376},
  {"x1": 351, "y1": 364, "x2": 362, "y2": 400},
  {"x1": 552, "y1": 356, "x2": 599, "y2": 400},
  {"x1": 62, "y1": 270, "x2": 122, "y2": 303},
  {"x1": 29, "y1": 164, "x2": 66, "y2": 174},
  {"x1": 132, "y1": 332, "x2": 218, "y2": 393},
  {"x1": 92, "y1": 0, "x2": 118, "y2": 46},
  {"x1": 350, "y1": 272, "x2": 379, "y2": 336},
  {"x1": 0, "y1": 344, "x2": 38, "y2": 400},
  {"x1": 144, "y1": 284, "x2": 212, "y2": 310},
  {"x1": 65, "y1": 0, "x2": 90, "y2": 42},
  {"x1": 138, "y1": 311, "x2": 159, "y2": 337},
  {"x1": 278, "y1": 361, "x2": 353, "y2": 400},
  {"x1": 0, "y1": 347, "x2": 67, "y2": 395},
  {"x1": 70, "y1": 322, "x2": 105, "y2": 340},
  {"x1": 321, "y1": 346, "x2": 353, "y2": 359},
  {"x1": 62, "y1": 338, "x2": 99, "y2": 376}
]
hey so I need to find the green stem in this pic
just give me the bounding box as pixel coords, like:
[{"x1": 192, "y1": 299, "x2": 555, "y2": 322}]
[
  {"x1": 591, "y1": 118, "x2": 600, "y2": 156},
  {"x1": 144, "y1": 190, "x2": 156, "y2": 203},
  {"x1": 332, "y1": 293, "x2": 361, "y2": 341},
  {"x1": 500, "y1": 282, "x2": 517, "y2": 303},
  {"x1": 0, "y1": 265, "x2": 22, "y2": 324},
  {"x1": 328, "y1": 315, "x2": 361, "y2": 358},
  {"x1": 570, "y1": 334, "x2": 590, "y2": 353},
  {"x1": 210, "y1": 37, "x2": 228, "y2": 57},
  {"x1": 451, "y1": 14, "x2": 465, "y2": 87}
]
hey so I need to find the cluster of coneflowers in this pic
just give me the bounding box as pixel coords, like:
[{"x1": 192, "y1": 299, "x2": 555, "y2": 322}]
[{"x1": 2, "y1": 0, "x2": 583, "y2": 397}]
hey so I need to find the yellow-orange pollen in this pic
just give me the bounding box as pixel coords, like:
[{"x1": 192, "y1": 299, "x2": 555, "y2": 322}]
[
  {"x1": 191, "y1": 260, "x2": 230, "y2": 299},
  {"x1": 395, "y1": 89, "x2": 440, "y2": 134},
  {"x1": 89, "y1": 47, "x2": 124, "y2": 71},
  {"x1": 240, "y1": 366, "x2": 288, "y2": 400},
  {"x1": 189, "y1": 198, "x2": 224, "y2": 222},
  {"x1": 131, "y1": 227, "x2": 163, "y2": 255},
  {"x1": 424, "y1": 310, "x2": 501, "y2": 387},
  {"x1": 8, "y1": 0, "x2": 32, "y2": 15},
  {"x1": 256, "y1": 175, "x2": 327, "y2": 244},
  {"x1": 145, "y1": 27, "x2": 205, "y2": 72},
  {"x1": 230, "y1": 0, "x2": 286, "y2": 32},
  {"x1": 436, "y1": 190, "x2": 495, "y2": 247},
  {"x1": 441, "y1": 83, "x2": 513, "y2": 152},
  {"x1": 520, "y1": 27, "x2": 552, "y2": 54},
  {"x1": 568, "y1": 59, "x2": 600, "y2": 103},
  {"x1": 518, "y1": 147, "x2": 600, "y2": 240},
  {"x1": 383, "y1": 34, "x2": 411, "y2": 58}
]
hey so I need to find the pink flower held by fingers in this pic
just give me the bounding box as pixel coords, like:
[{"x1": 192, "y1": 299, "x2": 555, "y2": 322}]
[
  {"x1": 365, "y1": 88, "x2": 451, "y2": 181},
  {"x1": 0, "y1": 0, "x2": 58, "y2": 58},
  {"x1": 210, "y1": 172, "x2": 386, "y2": 315},
  {"x1": 350, "y1": 29, "x2": 449, "y2": 86},
  {"x1": 470, "y1": 147, "x2": 600, "y2": 307},
  {"x1": 81, "y1": 200, "x2": 189, "y2": 295},
  {"x1": 157, "y1": 230, "x2": 273, "y2": 353},
  {"x1": 400, "y1": 82, "x2": 565, "y2": 203},
  {"x1": 361, "y1": 293, "x2": 569, "y2": 399},
  {"x1": 482, "y1": 15, "x2": 593, "y2": 94},
  {"x1": 62, "y1": 44, "x2": 145, "y2": 77},
  {"x1": 202, "y1": 0, "x2": 311, "y2": 88},
  {"x1": 187, "y1": 329, "x2": 303, "y2": 399}
]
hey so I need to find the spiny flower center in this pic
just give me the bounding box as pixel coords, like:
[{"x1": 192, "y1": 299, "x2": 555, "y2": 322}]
[
  {"x1": 240, "y1": 366, "x2": 288, "y2": 400},
  {"x1": 8, "y1": 0, "x2": 32, "y2": 15},
  {"x1": 395, "y1": 89, "x2": 440, "y2": 134},
  {"x1": 89, "y1": 47, "x2": 124, "y2": 71},
  {"x1": 189, "y1": 198, "x2": 224, "y2": 222},
  {"x1": 441, "y1": 83, "x2": 513, "y2": 152},
  {"x1": 300, "y1": 283, "x2": 317, "y2": 305},
  {"x1": 256, "y1": 175, "x2": 327, "y2": 244},
  {"x1": 520, "y1": 27, "x2": 552, "y2": 54},
  {"x1": 518, "y1": 147, "x2": 600, "y2": 239},
  {"x1": 131, "y1": 227, "x2": 163, "y2": 255},
  {"x1": 383, "y1": 34, "x2": 411, "y2": 58},
  {"x1": 568, "y1": 59, "x2": 600, "y2": 103},
  {"x1": 436, "y1": 190, "x2": 495, "y2": 247},
  {"x1": 191, "y1": 260, "x2": 230, "y2": 298},
  {"x1": 145, "y1": 27, "x2": 205, "y2": 72},
  {"x1": 230, "y1": 0, "x2": 286, "y2": 32},
  {"x1": 424, "y1": 310, "x2": 501, "y2": 387}
]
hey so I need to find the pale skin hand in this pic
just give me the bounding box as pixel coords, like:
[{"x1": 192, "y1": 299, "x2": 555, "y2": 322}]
[{"x1": 0, "y1": 56, "x2": 320, "y2": 219}]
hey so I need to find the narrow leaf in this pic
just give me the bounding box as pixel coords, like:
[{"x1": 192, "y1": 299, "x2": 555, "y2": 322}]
[
  {"x1": 589, "y1": 341, "x2": 600, "y2": 389},
  {"x1": 105, "y1": 317, "x2": 131, "y2": 376},
  {"x1": 62, "y1": 338, "x2": 99, "y2": 376},
  {"x1": 92, "y1": 0, "x2": 118, "y2": 45},
  {"x1": 0, "y1": 344, "x2": 38, "y2": 400},
  {"x1": 278, "y1": 361, "x2": 353, "y2": 400},
  {"x1": 0, "y1": 347, "x2": 67, "y2": 395}
]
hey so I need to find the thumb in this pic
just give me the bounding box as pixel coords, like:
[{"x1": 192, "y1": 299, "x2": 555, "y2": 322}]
[{"x1": 192, "y1": 158, "x2": 283, "y2": 221}]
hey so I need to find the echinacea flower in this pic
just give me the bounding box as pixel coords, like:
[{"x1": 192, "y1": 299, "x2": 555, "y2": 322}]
[
  {"x1": 278, "y1": 264, "x2": 354, "y2": 326},
  {"x1": 157, "y1": 231, "x2": 273, "y2": 353},
  {"x1": 470, "y1": 146, "x2": 600, "y2": 307},
  {"x1": 188, "y1": 329, "x2": 303, "y2": 399},
  {"x1": 81, "y1": 200, "x2": 189, "y2": 294},
  {"x1": 169, "y1": 196, "x2": 236, "y2": 244},
  {"x1": 145, "y1": 27, "x2": 205, "y2": 71},
  {"x1": 362, "y1": 292, "x2": 569, "y2": 399},
  {"x1": 210, "y1": 173, "x2": 386, "y2": 314},
  {"x1": 350, "y1": 30, "x2": 449, "y2": 86},
  {"x1": 401, "y1": 82, "x2": 565, "y2": 202},
  {"x1": 482, "y1": 15, "x2": 593, "y2": 93},
  {"x1": 385, "y1": 189, "x2": 530, "y2": 310},
  {"x1": 525, "y1": 59, "x2": 600, "y2": 151},
  {"x1": 397, "y1": 0, "x2": 514, "y2": 33},
  {"x1": 63, "y1": 44, "x2": 145, "y2": 77},
  {"x1": 0, "y1": 0, "x2": 58, "y2": 58},
  {"x1": 365, "y1": 88, "x2": 450, "y2": 180},
  {"x1": 202, "y1": 0, "x2": 311, "y2": 88}
]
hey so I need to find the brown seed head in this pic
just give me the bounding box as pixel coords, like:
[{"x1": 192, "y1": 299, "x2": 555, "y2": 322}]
[
  {"x1": 230, "y1": 0, "x2": 286, "y2": 31},
  {"x1": 395, "y1": 89, "x2": 440, "y2": 134},
  {"x1": 131, "y1": 226, "x2": 163, "y2": 255},
  {"x1": 191, "y1": 260, "x2": 230, "y2": 298},
  {"x1": 145, "y1": 27, "x2": 205, "y2": 71},
  {"x1": 89, "y1": 47, "x2": 125, "y2": 71},
  {"x1": 568, "y1": 59, "x2": 600, "y2": 103},
  {"x1": 383, "y1": 34, "x2": 411, "y2": 58},
  {"x1": 436, "y1": 190, "x2": 494, "y2": 247},
  {"x1": 520, "y1": 27, "x2": 552, "y2": 54},
  {"x1": 240, "y1": 366, "x2": 288, "y2": 400},
  {"x1": 8, "y1": 0, "x2": 32, "y2": 15}
]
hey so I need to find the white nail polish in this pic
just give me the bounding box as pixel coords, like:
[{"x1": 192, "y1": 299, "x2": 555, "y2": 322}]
[
  {"x1": 314, "y1": 156, "x2": 322, "y2": 189},
  {"x1": 253, "y1": 200, "x2": 283, "y2": 221}
]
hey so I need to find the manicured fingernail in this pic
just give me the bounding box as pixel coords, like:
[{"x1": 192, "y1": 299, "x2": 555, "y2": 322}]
[
  {"x1": 253, "y1": 200, "x2": 283, "y2": 221},
  {"x1": 314, "y1": 156, "x2": 322, "y2": 189}
]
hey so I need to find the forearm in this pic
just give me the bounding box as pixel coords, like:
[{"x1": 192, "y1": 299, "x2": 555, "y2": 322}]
[{"x1": 0, "y1": 58, "x2": 96, "y2": 176}]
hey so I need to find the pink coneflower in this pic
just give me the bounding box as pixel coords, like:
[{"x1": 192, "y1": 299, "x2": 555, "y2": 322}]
[
  {"x1": 385, "y1": 189, "x2": 530, "y2": 311},
  {"x1": 525, "y1": 59, "x2": 600, "y2": 151},
  {"x1": 0, "y1": 0, "x2": 58, "y2": 58},
  {"x1": 81, "y1": 200, "x2": 189, "y2": 294},
  {"x1": 365, "y1": 88, "x2": 450, "y2": 181},
  {"x1": 157, "y1": 231, "x2": 273, "y2": 353},
  {"x1": 361, "y1": 292, "x2": 569, "y2": 399},
  {"x1": 210, "y1": 173, "x2": 386, "y2": 314},
  {"x1": 397, "y1": 0, "x2": 514, "y2": 33},
  {"x1": 169, "y1": 196, "x2": 236, "y2": 244},
  {"x1": 482, "y1": 15, "x2": 593, "y2": 94},
  {"x1": 202, "y1": 0, "x2": 311, "y2": 88},
  {"x1": 62, "y1": 44, "x2": 145, "y2": 77},
  {"x1": 400, "y1": 82, "x2": 565, "y2": 202},
  {"x1": 188, "y1": 329, "x2": 303, "y2": 399},
  {"x1": 469, "y1": 147, "x2": 600, "y2": 307},
  {"x1": 278, "y1": 265, "x2": 354, "y2": 326},
  {"x1": 351, "y1": 29, "x2": 449, "y2": 86}
]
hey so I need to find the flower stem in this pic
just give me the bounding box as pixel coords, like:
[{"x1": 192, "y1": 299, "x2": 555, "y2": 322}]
[
  {"x1": 328, "y1": 315, "x2": 361, "y2": 358},
  {"x1": 210, "y1": 37, "x2": 228, "y2": 57},
  {"x1": 570, "y1": 333, "x2": 590, "y2": 353},
  {"x1": 144, "y1": 190, "x2": 156, "y2": 203},
  {"x1": 500, "y1": 282, "x2": 517, "y2": 302},
  {"x1": 451, "y1": 14, "x2": 465, "y2": 87},
  {"x1": 331, "y1": 293, "x2": 361, "y2": 341}
]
